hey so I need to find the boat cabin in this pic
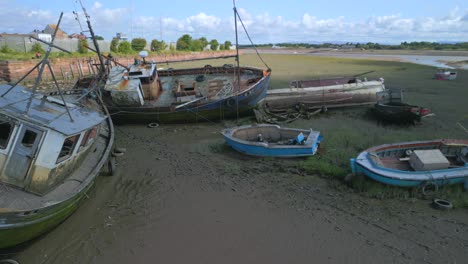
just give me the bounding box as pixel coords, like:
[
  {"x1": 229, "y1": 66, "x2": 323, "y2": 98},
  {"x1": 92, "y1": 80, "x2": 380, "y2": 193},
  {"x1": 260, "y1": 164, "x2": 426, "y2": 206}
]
[{"x1": 0, "y1": 84, "x2": 106, "y2": 196}]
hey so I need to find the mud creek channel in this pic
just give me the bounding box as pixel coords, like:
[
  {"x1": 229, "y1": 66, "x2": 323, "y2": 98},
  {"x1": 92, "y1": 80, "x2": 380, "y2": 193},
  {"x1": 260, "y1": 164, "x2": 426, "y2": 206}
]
[{"x1": 11, "y1": 123, "x2": 468, "y2": 264}]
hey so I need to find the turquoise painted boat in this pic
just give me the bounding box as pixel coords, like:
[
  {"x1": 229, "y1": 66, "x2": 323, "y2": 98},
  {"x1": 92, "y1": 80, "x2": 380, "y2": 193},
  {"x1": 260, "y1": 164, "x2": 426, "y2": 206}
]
[
  {"x1": 350, "y1": 139, "x2": 468, "y2": 187},
  {"x1": 221, "y1": 124, "x2": 322, "y2": 157}
]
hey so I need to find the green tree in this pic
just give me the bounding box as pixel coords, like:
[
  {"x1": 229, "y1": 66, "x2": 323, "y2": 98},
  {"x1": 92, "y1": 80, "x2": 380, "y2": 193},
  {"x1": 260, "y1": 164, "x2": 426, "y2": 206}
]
[
  {"x1": 131, "y1": 38, "x2": 147, "y2": 52},
  {"x1": 199, "y1": 37, "x2": 208, "y2": 48},
  {"x1": 176, "y1": 34, "x2": 192, "y2": 51},
  {"x1": 30, "y1": 43, "x2": 45, "y2": 53},
  {"x1": 219, "y1": 44, "x2": 225, "y2": 50},
  {"x1": 95, "y1": 35, "x2": 104, "y2": 40},
  {"x1": 224, "y1": 40, "x2": 232, "y2": 50},
  {"x1": 78, "y1": 38, "x2": 89, "y2": 54},
  {"x1": 110, "y1": 38, "x2": 119, "y2": 52},
  {"x1": 190, "y1": 39, "x2": 204, "y2": 51},
  {"x1": 117, "y1": 41, "x2": 133, "y2": 54},
  {"x1": 150, "y1": 39, "x2": 166, "y2": 52},
  {"x1": 209, "y1": 39, "x2": 219, "y2": 50}
]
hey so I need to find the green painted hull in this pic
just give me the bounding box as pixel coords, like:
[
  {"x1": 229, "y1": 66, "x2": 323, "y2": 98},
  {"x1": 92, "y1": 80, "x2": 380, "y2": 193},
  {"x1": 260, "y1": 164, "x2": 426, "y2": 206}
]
[{"x1": 0, "y1": 181, "x2": 94, "y2": 249}]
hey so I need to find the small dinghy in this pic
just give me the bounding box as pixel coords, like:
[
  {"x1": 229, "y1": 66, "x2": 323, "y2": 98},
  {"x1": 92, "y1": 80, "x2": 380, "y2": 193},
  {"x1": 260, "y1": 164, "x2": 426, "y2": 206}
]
[
  {"x1": 221, "y1": 124, "x2": 323, "y2": 157},
  {"x1": 350, "y1": 139, "x2": 468, "y2": 187}
]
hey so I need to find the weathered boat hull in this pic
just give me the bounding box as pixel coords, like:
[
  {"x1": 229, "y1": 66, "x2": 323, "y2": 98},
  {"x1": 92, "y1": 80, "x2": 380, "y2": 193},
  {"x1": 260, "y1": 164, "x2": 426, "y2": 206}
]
[
  {"x1": 0, "y1": 119, "x2": 114, "y2": 249},
  {"x1": 222, "y1": 124, "x2": 322, "y2": 157},
  {"x1": 371, "y1": 102, "x2": 431, "y2": 124},
  {"x1": 350, "y1": 139, "x2": 468, "y2": 187},
  {"x1": 264, "y1": 79, "x2": 385, "y2": 112},
  {"x1": 107, "y1": 73, "x2": 271, "y2": 124},
  {"x1": 0, "y1": 181, "x2": 93, "y2": 249}
]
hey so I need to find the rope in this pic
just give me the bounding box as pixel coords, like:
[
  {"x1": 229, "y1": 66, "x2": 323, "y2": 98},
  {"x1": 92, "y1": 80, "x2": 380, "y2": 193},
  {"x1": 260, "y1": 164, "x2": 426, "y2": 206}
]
[{"x1": 235, "y1": 11, "x2": 271, "y2": 71}]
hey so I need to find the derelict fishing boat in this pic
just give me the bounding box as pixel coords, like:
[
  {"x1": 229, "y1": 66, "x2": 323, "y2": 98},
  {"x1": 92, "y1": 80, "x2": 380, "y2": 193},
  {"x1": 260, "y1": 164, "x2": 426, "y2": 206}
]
[
  {"x1": 350, "y1": 139, "x2": 468, "y2": 188},
  {"x1": 0, "y1": 11, "x2": 114, "y2": 249},
  {"x1": 101, "y1": 3, "x2": 271, "y2": 124},
  {"x1": 221, "y1": 124, "x2": 322, "y2": 157},
  {"x1": 103, "y1": 58, "x2": 270, "y2": 123},
  {"x1": 264, "y1": 75, "x2": 385, "y2": 113}
]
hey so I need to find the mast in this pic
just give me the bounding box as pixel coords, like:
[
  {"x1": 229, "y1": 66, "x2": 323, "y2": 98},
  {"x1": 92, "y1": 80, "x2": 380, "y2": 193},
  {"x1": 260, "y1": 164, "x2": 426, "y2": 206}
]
[
  {"x1": 233, "y1": 0, "x2": 241, "y2": 122},
  {"x1": 78, "y1": 0, "x2": 106, "y2": 76}
]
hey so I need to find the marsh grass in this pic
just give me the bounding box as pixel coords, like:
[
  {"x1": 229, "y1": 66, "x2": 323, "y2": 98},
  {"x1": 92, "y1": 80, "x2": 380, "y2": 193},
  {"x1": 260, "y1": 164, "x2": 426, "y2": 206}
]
[{"x1": 235, "y1": 53, "x2": 468, "y2": 205}]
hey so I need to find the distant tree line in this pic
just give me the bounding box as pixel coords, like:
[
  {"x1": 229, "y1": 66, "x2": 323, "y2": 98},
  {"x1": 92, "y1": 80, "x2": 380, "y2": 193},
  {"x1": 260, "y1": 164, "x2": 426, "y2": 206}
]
[
  {"x1": 108, "y1": 34, "x2": 233, "y2": 54},
  {"x1": 242, "y1": 41, "x2": 468, "y2": 50}
]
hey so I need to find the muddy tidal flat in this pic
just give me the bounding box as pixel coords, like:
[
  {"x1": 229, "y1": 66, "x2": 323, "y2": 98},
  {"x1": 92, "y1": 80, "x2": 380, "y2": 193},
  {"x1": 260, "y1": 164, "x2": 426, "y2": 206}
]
[{"x1": 4, "y1": 53, "x2": 468, "y2": 264}]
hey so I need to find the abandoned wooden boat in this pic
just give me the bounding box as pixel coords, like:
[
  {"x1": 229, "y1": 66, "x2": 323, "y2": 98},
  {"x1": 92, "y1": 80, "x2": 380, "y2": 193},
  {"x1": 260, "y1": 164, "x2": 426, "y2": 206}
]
[
  {"x1": 350, "y1": 139, "x2": 468, "y2": 187},
  {"x1": 264, "y1": 76, "x2": 386, "y2": 113},
  {"x1": 103, "y1": 59, "x2": 271, "y2": 123},
  {"x1": 371, "y1": 88, "x2": 431, "y2": 124},
  {"x1": 435, "y1": 68, "x2": 457, "y2": 80},
  {"x1": 372, "y1": 101, "x2": 431, "y2": 124},
  {"x1": 0, "y1": 11, "x2": 114, "y2": 249},
  {"x1": 102, "y1": 4, "x2": 271, "y2": 124},
  {"x1": 221, "y1": 124, "x2": 323, "y2": 157}
]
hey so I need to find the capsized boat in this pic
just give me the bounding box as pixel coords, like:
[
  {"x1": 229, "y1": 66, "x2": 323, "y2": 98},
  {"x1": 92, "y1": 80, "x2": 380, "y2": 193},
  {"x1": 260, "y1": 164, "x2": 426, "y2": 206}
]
[
  {"x1": 264, "y1": 76, "x2": 385, "y2": 113},
  {"x1": 350, "y1": 139, "x2": 468, "y2": 187},
  {"x1": 221, "y1": 124, "x2": 323, "y2": 157},
  {"x1": 0, "y1": 10, "x2": 114, "y2": 249}
]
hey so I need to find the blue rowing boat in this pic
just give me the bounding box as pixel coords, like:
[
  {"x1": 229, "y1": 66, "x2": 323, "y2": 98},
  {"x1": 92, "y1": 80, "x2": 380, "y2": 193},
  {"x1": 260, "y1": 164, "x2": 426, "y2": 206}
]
[
  {"x1": 221, "y1": 124, "x2": 323, "y2": 157},
  {"x1": 350, "y1": 139, "x2": 468, "y2": 187}
]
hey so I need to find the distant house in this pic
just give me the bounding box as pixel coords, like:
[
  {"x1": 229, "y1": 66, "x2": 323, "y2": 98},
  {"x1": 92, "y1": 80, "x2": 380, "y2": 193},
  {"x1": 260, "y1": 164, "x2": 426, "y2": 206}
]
[
  {"x1": 43, "y1": 24, "x2": 68, "y2": 38},
  {"x1": 69, "y1": 33, "x2": 86, "y2": 40},
  {"x1": 115, "y1": 33, "x2": 128, "y2": 41}
]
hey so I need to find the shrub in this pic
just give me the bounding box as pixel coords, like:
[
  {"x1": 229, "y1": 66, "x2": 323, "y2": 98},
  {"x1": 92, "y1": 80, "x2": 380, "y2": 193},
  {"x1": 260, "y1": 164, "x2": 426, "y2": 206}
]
[
  {"x1": 131, "y1": 38, "x2": 147, "y2": 52},
  {"x1": 117, "y1": 41, "x2": 133, "y2": 54}
]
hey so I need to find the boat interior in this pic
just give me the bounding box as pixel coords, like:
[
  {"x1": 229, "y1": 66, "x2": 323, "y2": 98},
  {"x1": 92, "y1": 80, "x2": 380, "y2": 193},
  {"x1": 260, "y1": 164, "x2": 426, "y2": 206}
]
[
  {"x1": 369, "y1": 143, "x2": 468, "y2": 171},
  {"x1": 232, "y1": 126, "x2": 310, "y2": 145},
  {"x1": 105, "y1": 63, "x2": 266, "y2": 108}
]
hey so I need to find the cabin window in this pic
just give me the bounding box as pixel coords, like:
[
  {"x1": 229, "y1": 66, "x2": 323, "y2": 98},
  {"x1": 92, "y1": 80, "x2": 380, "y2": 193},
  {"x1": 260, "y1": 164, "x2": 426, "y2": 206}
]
[
  {"x1": 57, "y1": 135, "x2": 79, "y2": 163},
  {"x1": 21, "y1": 130, "x2": 38, "y2": 148},
  {"x1": 79, "y1": 126, "x2": 98, "y2": 150},
  {"x1": 0, "y1": 121, "x2": 13, "y2": 149}
]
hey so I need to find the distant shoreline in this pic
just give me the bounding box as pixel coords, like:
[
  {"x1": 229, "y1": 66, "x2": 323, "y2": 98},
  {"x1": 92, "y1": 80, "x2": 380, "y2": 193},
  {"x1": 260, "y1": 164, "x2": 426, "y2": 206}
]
[{"x1": 244, "y1": 48, "x2": 468, "y2": 69}]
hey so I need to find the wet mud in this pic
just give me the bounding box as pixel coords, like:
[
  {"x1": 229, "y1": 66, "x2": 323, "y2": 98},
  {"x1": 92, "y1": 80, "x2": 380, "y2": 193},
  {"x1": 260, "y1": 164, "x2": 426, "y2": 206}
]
[{"x1": 8, "y1": 123, "x2": 468, "y2": 264}]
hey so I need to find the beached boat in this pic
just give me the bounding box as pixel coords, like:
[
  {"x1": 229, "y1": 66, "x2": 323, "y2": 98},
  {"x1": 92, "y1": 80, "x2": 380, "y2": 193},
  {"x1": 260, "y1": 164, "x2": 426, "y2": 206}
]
[
  {"x1": 435, "y1": 68, "x2": 457, "y2": 80},
  {"x1": 101, "y1": 4, "x2": 271, "y2": 124},
  {"x1": 0, "y1": 11, "x2": 114, "y2": 249},
  {"x1": 264, "y1": 76, "x2": 385, "y2": 113},
  {"x1": 372, "y1": 101, "x2": 431, "y2": 124},
  {"x1": 371, "y1": 88, "x2": 431, "y2": 124},
  {"x1": 221, "y1": 124, "x2": 322, "y2": 157},
  {"x1": 350, "y1": 139, "x2": 468, "y2": 188},
  {"x1": 103, "y1": 59, "x2": 271, "y2": 123}
]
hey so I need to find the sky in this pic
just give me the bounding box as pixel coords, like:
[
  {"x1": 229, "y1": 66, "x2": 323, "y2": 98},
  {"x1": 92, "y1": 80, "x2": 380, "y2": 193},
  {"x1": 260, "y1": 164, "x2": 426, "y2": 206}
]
[{"x1": 0, "y1": 0, "x2": 467, "y2": 44}]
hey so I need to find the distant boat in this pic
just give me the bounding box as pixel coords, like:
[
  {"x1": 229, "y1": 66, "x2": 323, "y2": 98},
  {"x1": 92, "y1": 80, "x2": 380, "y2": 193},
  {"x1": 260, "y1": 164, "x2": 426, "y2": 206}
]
[
  {"x1": 0, "y1": 10, "x2": 114, "y2": 249},
  {"x1": 264, "y1": 75, "x2": 385, "y2": 113},
  {"x1": 435, "y1": 68, "x2": 457, "y2": 80},
  {"x1": 221, "y1": 124, "x2": 323, "y2": 157},
  {"x1": 350, "y1": 139, "x2": 468, "y2": 187}
]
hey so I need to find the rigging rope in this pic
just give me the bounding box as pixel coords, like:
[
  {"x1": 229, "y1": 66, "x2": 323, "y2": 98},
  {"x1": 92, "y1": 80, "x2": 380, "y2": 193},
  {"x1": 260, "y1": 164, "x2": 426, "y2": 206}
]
[{"x1": 235, "y1": 10, "x2": 271, "y2": 71}]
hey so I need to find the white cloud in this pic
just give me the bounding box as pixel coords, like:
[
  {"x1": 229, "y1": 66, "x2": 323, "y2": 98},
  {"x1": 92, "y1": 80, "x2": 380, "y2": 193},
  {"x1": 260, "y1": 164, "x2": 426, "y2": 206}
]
[{"x1": 0, "y1": 3, "x2": 467, "y2": 44}]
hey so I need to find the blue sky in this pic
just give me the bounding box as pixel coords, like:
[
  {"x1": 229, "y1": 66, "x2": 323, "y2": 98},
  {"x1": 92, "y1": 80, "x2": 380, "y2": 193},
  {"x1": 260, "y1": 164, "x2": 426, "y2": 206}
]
[{"x1": 0, "y1": 0, "x2": 467, "y2": 44}]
